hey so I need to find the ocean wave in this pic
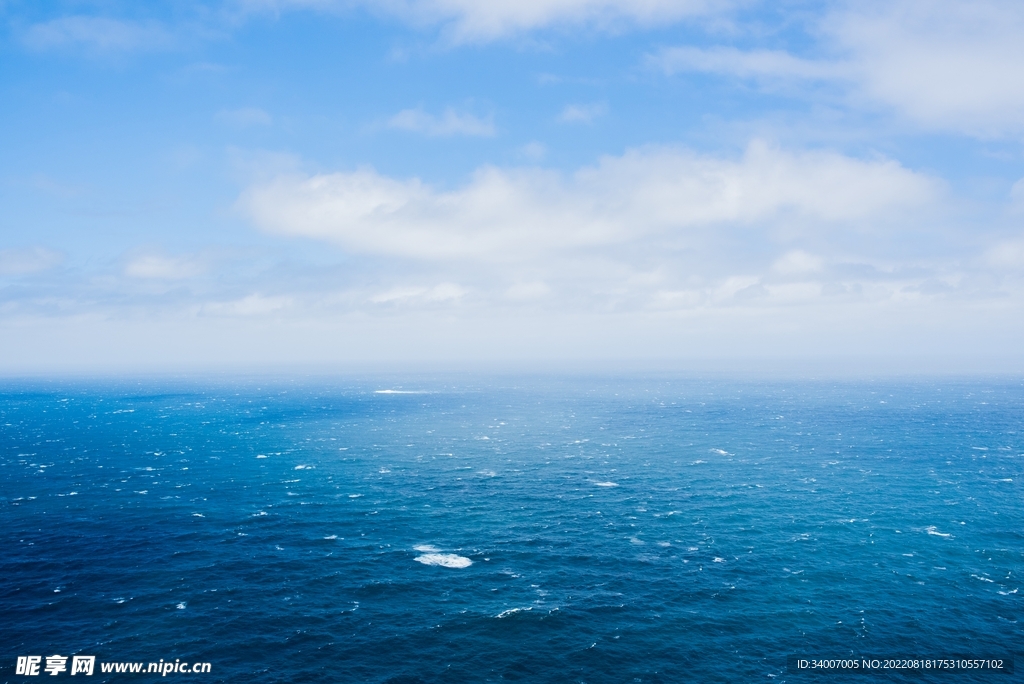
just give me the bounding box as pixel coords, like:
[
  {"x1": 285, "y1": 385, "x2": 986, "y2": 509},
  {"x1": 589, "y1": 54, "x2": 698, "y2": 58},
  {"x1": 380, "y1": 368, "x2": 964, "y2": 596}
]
[{"x1": 414, "y1": 553, "x2": 472, "y2": 568}]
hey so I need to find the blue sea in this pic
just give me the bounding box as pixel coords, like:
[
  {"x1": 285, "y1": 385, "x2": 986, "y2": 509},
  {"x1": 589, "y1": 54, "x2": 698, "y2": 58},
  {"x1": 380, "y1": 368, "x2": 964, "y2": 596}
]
[{"x1": 2, "y1": 376, "x2": 1021, "y2": 682}]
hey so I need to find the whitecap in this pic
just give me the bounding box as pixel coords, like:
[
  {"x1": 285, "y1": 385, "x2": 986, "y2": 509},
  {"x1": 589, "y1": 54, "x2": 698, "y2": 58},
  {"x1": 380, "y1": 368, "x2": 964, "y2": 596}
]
[
  {"x1": 192, "y1": 513, "x2": 204, "y2": 517},
  {"x1": 374, "y1": 390, "x2": 425, "y2": 394},
  {"x1": 713, "y1": 557, "x2": 725, "y2": 563},
  {"x1": 324, "y1": 535, "x2": 338, "y2": 540},
  {"x1": 925, "y1": 526, "x2": 951, "y2": 538},
  {"x1": 294, "y1": 465, "x2": 312, "y2": 470},
  {"x1": 256, "y1": 455, "x2": 268, "y2": 459},
  {"x1": 414, "y1": 553, "x2": 472, "y2": 568},
  {"x1": 348, "y1": 494, "x2": 362, "y2": 498},
  {"x1": 414, "y1": 544, "x2": 440, "y2": 552},
  {"x1": 496, "y1": 607, "x2": 532, "y2": 618},
  {"x1": 593, "y1": 481, "x2": 618, "y2": 487},
  {"x1": 176, "y1": 602, "x2": 186, "y2": 609},
  {"x1": 710, "y1": 449, "x2": 732, "y2": 455}
]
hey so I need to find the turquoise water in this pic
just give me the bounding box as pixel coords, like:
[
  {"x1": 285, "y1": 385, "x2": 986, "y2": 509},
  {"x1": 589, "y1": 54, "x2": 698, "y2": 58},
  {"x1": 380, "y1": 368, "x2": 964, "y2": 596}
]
[{"x1": 2, "y1": 377, "x2": 1021, "y2": 682}]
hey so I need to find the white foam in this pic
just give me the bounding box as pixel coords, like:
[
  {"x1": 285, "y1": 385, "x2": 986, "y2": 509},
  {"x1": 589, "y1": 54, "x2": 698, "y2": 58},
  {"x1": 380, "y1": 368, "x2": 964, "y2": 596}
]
[
  {"x1": 176, "y1": 602, "x2": 186, "y2": 609},
  {"x1": 414, "y1": 553, "x2": 472, "y2": 568},
  {"x1": 294, "y1": 465, "x2": 312, "y2": 470},
  {"x1": 374, "y1": 390, "x2": 426, "y2": 394},
  {"x1": 414, "y1": 544, "x2": 440, "y2": 552},
  {"x1": 256, "y1": 455, "x2": 268, "y2": 459},
  {"x1": 710, "y1": 448, "x2": 732, "y2": 455},
  {"x1": 192, "y1": 513, "x2": 204, "y2": 517},
  {"x1": 593, "y1": 481, "x2": 618, "y2": 487},
  {"x1": 495, "y1": 607, "x2": 532, "y2": 618},
  {"x1": 713, "y1": 557, "x2": 725, "y2": 563},
  {"x1": 925, "y1": 526, "x2": 951, "y2": 538},
  {"x1": 324, "y1": 535, "x2": 338, "y2": 540},
  {"x1": 348, "y1": 494, "x2": 362, "y2": 498}
]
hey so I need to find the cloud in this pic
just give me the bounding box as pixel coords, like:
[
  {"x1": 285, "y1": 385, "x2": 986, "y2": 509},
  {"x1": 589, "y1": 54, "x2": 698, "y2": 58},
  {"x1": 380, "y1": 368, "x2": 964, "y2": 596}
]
[
  {"x1": 370, "y1": 282, "x2": 467, "y2": 303},
  {"x1": 519, "y1": 141, "x2": 547, "y2": 161},
  {"x1": 826, "y1": 0, "x2": 1024, "y2": 137},
  {"x1": 653, "y1": 0, "x2": 1024, "y2": 138},
  {"x1": 200, "y1": 294, "x2": 293, "y2": 316},
  {"x1": 386, "y1": 107, "x2": 495, "y2": 137},
  {"x1": 238, "y1": 140, "x2": 939, "y2": 263},
  {"x1": 238, "y1": 0, "x2": 728, "y2": 41},
  {"x1": 651, "y1": 46, "x2": 841, "y2": 81},
  {"x1": 22, "y1": 16, "x2": 175, "y2": 53},
  {"x1": 771, "y1": 250, "x2": 824, "y2": 276},
  {"x1": 0, "y1": 248, "x2": 63, "y2": 276},
  {"x1": 559, "y1": 102, "x2": 607, "y2": 123},
  {"x1": 124, "y1": 254, "x2": 207, "y2": 280},
  {"x1": 216, "y1": 107, "x2": 273, "y2": 127}
]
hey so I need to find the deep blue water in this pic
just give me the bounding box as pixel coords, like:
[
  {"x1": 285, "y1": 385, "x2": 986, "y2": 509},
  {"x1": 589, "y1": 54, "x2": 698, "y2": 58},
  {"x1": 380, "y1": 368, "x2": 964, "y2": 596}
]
[{"x1": 1, "y1": 377, "x2": 1022, "y2": 683}]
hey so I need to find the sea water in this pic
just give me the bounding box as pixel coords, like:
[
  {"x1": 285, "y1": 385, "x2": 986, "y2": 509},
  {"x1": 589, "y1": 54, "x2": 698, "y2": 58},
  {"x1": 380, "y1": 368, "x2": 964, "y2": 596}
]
[{"x1": 2, "y1": 377, "x2": 1021, "y2": 682}]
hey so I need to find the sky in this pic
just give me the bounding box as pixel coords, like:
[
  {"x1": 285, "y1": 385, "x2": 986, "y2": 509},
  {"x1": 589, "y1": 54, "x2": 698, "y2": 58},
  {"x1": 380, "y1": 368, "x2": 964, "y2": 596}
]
[{"x1": 2, "y1": 0, "x2": 1024, "y2": 373}]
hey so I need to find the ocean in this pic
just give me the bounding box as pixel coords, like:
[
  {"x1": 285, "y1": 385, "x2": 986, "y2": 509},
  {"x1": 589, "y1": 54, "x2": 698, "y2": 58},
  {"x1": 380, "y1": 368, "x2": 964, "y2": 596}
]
[{"x1": 2, "y1": 376, "x2": 1021, "y2": 682}]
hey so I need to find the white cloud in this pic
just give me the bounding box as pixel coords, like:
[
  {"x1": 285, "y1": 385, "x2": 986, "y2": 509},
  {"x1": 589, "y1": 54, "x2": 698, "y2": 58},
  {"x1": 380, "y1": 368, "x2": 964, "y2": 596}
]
[
  {"x1": 772, "y1": 250, "x2": 824, "y2": 276},
  {"x1": 651, "y1": 46, "x2": 842, "y2": 81},
  {"x1": 370, "y1": 282, "x2": 467, "y2": 303},
  {"x1": 216, "y1": 107, "x2": 273, "y2": 127},
  {"x1": 386, "y1": 107, "x2": 495, "y2": 137},
  {"x1": 559, "y1": 102, "x2": 607, "y2": 123},
  {"x1": 124, "y1": 254, "x2": 206, "y2": 280},
  {"x1": 985, "y1": 240, "x2": 1024, "y2": 269},
  {"x1": 654, "y1": 0, "x2": 1024, "y2": 137},
  {"x1": 519, "y1": 141, "x2": 548, "y2": 161},
  {"x1": 240, "y1": 0, "x2": 728, "y2": 41},
  {"x1": 200, "y1": 294, "x2": 293, "y2": 316},
  {"x1": 827, "y1": 0, "x2": 1024, "y2": 137},
  {"x1": 506, "y1": 281, "x2": 551, "y2": 300},
  {"x1": 0, "y1": 248, "x2": 63, "y2": 276},
  {"x1": 22, "y1": 16, "x2": 175, "y2": 52},
  {"x1": 238, "y1": 140, "x2": 939, "y2": 263}
]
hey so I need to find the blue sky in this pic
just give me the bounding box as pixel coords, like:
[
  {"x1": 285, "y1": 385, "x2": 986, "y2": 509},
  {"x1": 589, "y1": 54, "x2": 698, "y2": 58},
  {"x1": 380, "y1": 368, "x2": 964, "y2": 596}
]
[{"x1": 2, "y1": 0, "x2": 1024, "y2": 372}]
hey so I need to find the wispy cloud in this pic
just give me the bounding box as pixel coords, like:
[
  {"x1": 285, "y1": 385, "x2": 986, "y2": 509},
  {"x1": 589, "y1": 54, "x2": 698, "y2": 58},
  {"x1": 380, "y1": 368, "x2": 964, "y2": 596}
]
[
  {"x1": 386, "y1": 107, "x2": 495, "y2": 137},
  {"x1": 558, "y1": 102, "x2": 607, "y2": 124},
  {"x1": 124, "y1": 254, "x2": 207, "y2": 280},
  {"x1": 239, "y1": 0, "x2": 729, "y2": 42},
  {"x1": 651, "y1": 46, "x2": 842, "y2": 81},
  {"x1": 653, "y1": 0, "x2": 1024, "y2": 138},
  {"x1": 22, "y1": 16, "x2": 175, "y2": 53},
  {"x1": 0, "y1": 248, "x2": 63, "y2": 276},
  {"x1": 215, "y1": 107, "x2": 273, "y2": 127},
  {"x1": 200, "y1": 294, "x2": 293, "y2": 317}
]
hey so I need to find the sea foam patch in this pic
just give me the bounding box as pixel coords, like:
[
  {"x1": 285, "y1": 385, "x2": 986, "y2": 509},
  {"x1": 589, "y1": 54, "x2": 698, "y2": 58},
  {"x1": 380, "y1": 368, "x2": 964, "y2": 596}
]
[{"x1": 414, "y1": 552, "x2": 472, "y2": 568}]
